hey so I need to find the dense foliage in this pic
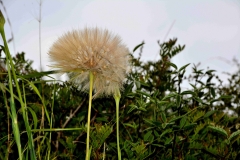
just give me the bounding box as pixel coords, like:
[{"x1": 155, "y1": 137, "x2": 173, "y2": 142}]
[{"x1": 0, "y1": 39, "x2": 240, "y2": 160}]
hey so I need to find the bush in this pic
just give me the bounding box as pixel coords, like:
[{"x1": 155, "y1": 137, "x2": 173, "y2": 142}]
[{"x1": 0, "y1": 38, "x2": 240, "y2": 160}]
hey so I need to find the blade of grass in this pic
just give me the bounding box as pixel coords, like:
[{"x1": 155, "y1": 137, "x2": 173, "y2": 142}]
[
  {"x1": 22, "y1": 80, "x2": 37, "y2": 160},
  {"x1": 20, "y1": 77, "x2": 50, "y2": 123}
]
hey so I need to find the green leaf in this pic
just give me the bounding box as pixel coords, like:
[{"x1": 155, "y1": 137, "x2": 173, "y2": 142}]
[
  {"x1": 160, "y1": 112, "x2": 167, "y2": 123},
  {"x1": 184, "y1": 123, "x2": 197, "y2": 130},
  {"x1": 193, "y1": 111, "x2": 205, "y2": 122},
  {"x1": 208, "y1": 126, "x2": 228, "y2": 137},
  {"x1": 26, "y1": 80, "x2": 50, "y2": 123},
  {"x1": 154, "y1": 130, "x2": 159, "y2": 137},
  {"x1": 180, "y1": 90, "x2": 196, "y2": 96},
  {"x1": 210, "y1": 95, "x2": 232, "y2": 105},
  {"x1": 176, "y1": 94, "x2": 181, "y2": 108},
  {"x1": 196, "y1": 80, "x2": 205, "y2": 86},
  {"x1": 164, "y1": 137, "x2": 173, "y2": 145},
  {"x1": 151, "y1": 100, "x2": 168, "y2": 106},
  {"x1": 127, "y1": 104, "x2": 138, "y2": 114},
  {"x1": 139, "y1": 107, "x2": 147, "y2": 112},
  {"x1": 169, "y1": 115, "x2": 184, "y2": 123},
  {"x1": 228, "y1": 130, "x2": 240, "y2": 144},
  {"x1": 136, "y1": 90, "x2": 150, "y2": 97},
  {"x1": 133, "y1": 42, "x2": 145, "y2": 52},
  {"x1": 204, "y1": 110, "x2": 216, "y2": 118},
  {"x1": 162, "y1": 93, "x2": 177, "y2": 101},
  {"x1": 0, "y1": 10, "x2": 6, "y2": 29},
  {"x1": 178, "y1": 63, "x2": 190, "y2": 72},
  {"x1": 18, "y1": 70, "x2": 57, "y2": 79},
  {"x1": 190, "y1": 83, "x2": 197, "y2": 90},
  {"x1": 162, "y1": 123, "x2": 167, "y2": 129},
  {"x1": 210, "y1": 88, "x2": 216, "y2": 98},
  {"x1": 126, "y1": 93, "x2": 136, "y2": 98},
  {"x1": 167, "y1": 62, "x2": 178, "y2": 70},
  {"x1": 123, "y1": 122, "x2": 138, "y2": 129},
  {"x1": 135, "y1": 81, "x2": 141, "y2": 89},
  {"x1": 205, "y1": 70, "x2": 216, "y2": 75},
  {"x1": 27, "y1": 107, "x2": 38, "y2": 130},
  {"x1": 193, "y1": 97, "x2": 203, "y2": 104},
  {"x1": 194, "y1": 123, "x2": 206, "y2": 135},
  {"x1": 160, "y1": 129, "x2": 172, "y2": 138},
  {"x1": 143, "y1": 118, "x2": 154, "y2": 126},
  {"x1": 144, "y1": 131, "x2": 152, "y2": 141},
  {"x1": 180, "y1": 116, "x2": 187, "y2": 129},
  {"x1": 139, "y1": 81, "x2": 150, "y2": 87},
  {"x1": 219, "y1": 95, "x2": 232, "y2": 99}
]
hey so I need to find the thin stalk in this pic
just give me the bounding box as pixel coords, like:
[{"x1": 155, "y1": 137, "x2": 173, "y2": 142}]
[
  {"x1": 22, "y1": 82, "x2": 33, "y2": 158},
  {"x1": 114, "y1": 89, "x2": 121, "y2": 160},
  {"x1": 38, "y1": 0, "x2": 42, "y2": 71},
  {"x1": 48, "y1": 81, "x2": 55, "y2": 160},
  {"x1": 86, "y1": 71, "x2": 94, "y2": 160}
]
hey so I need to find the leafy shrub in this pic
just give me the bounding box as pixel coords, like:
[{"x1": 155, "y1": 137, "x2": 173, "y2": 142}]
[{"x1": 0, "y1": 38, "x2": 240, "y2": 160}]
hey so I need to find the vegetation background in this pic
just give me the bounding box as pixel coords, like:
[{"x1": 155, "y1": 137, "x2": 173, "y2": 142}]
[
  {"x1": 1, "y1": 38, "x2": 240, "y2": 159},
  {"x1": 0, "y1": 1, "x2": 240, "y2": 160}
]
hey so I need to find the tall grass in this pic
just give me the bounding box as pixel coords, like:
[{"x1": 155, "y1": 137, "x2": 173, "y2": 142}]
[{"x1": 0, "y1": 11, "x2": 36, "y2": 160}]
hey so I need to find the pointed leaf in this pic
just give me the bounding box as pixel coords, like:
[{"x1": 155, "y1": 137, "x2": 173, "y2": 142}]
[
  {"x1": 27, "y1": 107, "x2": 38, "y2": 130},
  {"x1": 133, "y1": 42, "x2": 145, "y2": 52},
  {"x1": 162, "y1": 93, "x2": 177, "y2": 101},
  {"x1": 167, "y1": 62, "x2": 178, "y2": 70},
  {"x1": 204, "y1": 110, "x2": 216, "y2": 118},
  {"x1": 181, "y1": 90, "x2": 196, "y2": 96},
  {"x1": 160, "y1": 112, "x2": 167, "y2": 123},
  {"x1": 208, "y1": 126, "x2": 228, "y2": 137},
  {"x1": 228, "y1": 130, "x2": 240, "y2": 143},
  {"x1": 180, "y1": 116, "x2": 187, "y2": 129},
  {"x1": 179, "y1": 63, "x2": 190, "y2": 72},
  {"x1": 144, "y1": 131, "x2": 152, "y2": 141}
]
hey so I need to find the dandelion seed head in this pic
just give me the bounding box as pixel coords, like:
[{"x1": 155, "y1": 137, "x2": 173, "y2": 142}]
[{"x1": 49, "y1": 27, "x2": 130, "y2": 97}]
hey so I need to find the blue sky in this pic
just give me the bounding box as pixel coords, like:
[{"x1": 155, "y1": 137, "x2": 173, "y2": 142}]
[{"x1": 1, "y1": 0, "x2": 240, "y2": 83}]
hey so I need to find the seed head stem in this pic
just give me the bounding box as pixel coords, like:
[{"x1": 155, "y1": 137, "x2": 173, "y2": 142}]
[
  {"x1": 114, "y1": 89, "x2": 122, "y2": 160},
  {"x1": 86, "y1": 71, "x2": 94, "y2": 160}
]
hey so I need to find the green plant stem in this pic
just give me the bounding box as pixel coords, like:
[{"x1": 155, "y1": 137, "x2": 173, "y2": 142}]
[
  {"x1": 86, "y1": 71, "x2": 94, "y2": 160},
  {"x1": 114, "y1": 89, "x2": 122, "y2": 160},
  {"x1": 48, "y1": 81, "x2": 55, "y2": 160}
]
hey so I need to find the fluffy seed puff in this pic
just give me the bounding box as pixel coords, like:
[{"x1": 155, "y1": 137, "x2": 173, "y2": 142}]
[{"x1": 48, "y1": 27, "x2": 130, "y2": 97}]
